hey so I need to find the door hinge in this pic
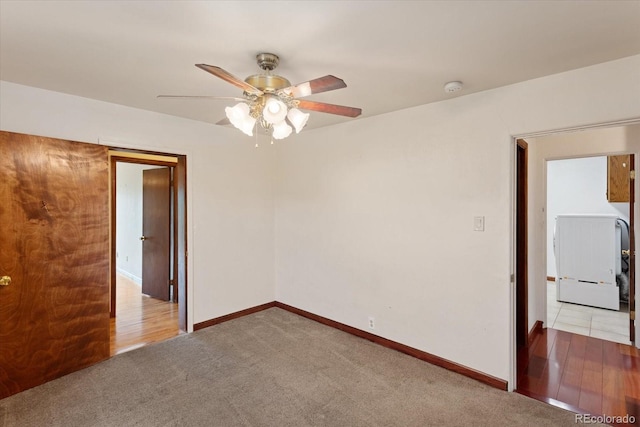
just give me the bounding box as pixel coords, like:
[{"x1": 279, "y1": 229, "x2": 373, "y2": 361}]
[
  {"x1": 630, "y1": 170, "x2": 636, "y2": 180},
  {"x1": 510, "y1": 274, "x2": 514, "y2": 283},
  {"x1": 631, "y1": 310, "x2": 636, "y2": 321}
]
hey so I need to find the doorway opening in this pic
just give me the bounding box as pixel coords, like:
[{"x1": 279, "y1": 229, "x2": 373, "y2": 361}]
[
  {"x1": 545, "y1": 155, "x2": 632, "y2": 345},
  {"x1": 109, "y1": 150, "x2": 187, "y2": 355},
  {"x1": 514, "y1": 122, "x2": 639, "y2": 418}
]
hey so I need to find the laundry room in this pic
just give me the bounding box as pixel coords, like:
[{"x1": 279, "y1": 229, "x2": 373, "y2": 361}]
[
  {"x1": 548, "y1": 155, "x2": 631, "y2": 300},
  {"x1": 546, "y1": 152, "x2": 631, "y2": 343}
]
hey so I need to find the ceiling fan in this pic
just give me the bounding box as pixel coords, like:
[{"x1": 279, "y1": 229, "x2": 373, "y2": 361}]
[{"x1": 159, "y1": 53, "x2": 362, "y2": 140}]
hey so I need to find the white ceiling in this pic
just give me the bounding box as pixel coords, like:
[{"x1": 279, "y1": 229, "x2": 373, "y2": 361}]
[{"x1": 1, "y1": 1, "x2": 639, "y2": 131}]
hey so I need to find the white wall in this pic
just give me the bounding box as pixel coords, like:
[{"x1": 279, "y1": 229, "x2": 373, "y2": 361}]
[
  {"x1": 0, "y1": 81, "x2": 276, "y2": 330},
  {"x1": 2, "y1": 54, "x2": 639, "y2": 386},
  {"x1": 546, "y1": 155, "x2": 630, "y2": 278},
  {"x1": 115, "y1": 162, "x2": 146, "y2": 283},
  {"x1": 275, "y1": 55, "x2": 640, "y2": 384},
  {"x1": 529, "y1": 124, "x2": 640, "y2": 340}
]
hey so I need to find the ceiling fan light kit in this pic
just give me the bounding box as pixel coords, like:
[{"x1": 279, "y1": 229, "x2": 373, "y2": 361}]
[
  {"x1": 225, "y1": 103, "x2": 256, "y2": 136},
  {"x1": 159, "y1": 52, "x2": 362, "y2": 142},
  {"x1": 272, "y1": 120, "x2": 293, "y2": 139},
  {"x1": 263, "y1": 97, "x2": 289, "y2": 124},
  {"x1": 287, "y1": 107, "x2": 310, "y2": 133}
]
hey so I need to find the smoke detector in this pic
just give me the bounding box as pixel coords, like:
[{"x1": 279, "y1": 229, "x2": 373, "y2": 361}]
[{"x1": 444, "y1": 81, "x2": 463, "y2": 93}]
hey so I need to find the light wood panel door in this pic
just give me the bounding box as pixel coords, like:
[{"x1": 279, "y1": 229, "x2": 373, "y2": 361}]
[
  {"x1": 0, "y1": 131, "x2": 110, "y2": 398},
  {"x1": 608, "y1": 155, "x2": 630, "y2": 202},
  {"x1": 141, "y1": 167, "x2": 171, "y2": 301}
]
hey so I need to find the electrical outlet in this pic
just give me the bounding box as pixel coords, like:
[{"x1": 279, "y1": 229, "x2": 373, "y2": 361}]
[{"x1": 368, "y1": 316, "x2": 375, "y2": 330}]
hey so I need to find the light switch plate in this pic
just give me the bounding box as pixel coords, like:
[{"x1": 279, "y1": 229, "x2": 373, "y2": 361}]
[{"x1": 474, "y1": 216, "x2": 485, "y2": 231}]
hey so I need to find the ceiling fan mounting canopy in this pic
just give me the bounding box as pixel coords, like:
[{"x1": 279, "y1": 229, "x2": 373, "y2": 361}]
[{"x1": 255, "y1": 52, "x2": 280, "y2": 71}]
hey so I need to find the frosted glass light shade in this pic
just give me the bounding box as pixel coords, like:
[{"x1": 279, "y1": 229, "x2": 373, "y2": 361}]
[
  {"x1": 286, "y1": 108, "x2": 309, "y2": 133},
  {"x1": 225, "y1": 103, "x2": 255, "y2": 136},
  {"x1": 263, "y1": 98, "x2": 288, "y2": 124},
  {"x1": 272, "y1": 121, "x2": 292, "y2": 140}
]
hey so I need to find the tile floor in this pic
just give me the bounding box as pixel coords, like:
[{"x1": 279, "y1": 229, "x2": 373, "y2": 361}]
[{"x1": 546, "y1": 281, "x2": 632, "y2": 345}]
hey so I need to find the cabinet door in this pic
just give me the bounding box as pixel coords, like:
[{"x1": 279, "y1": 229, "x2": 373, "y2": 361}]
[{"x1": 607, "y1": 155, "x2": 630, "y2": 202}]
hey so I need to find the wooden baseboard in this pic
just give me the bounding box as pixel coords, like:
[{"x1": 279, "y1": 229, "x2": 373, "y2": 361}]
[
  {"x1": 194, "y1": 301, "x2": 508, "y2": 391},
  {"x1": 274, "y1": 302, "x2": 508, "y2": 391},
  {"x1": 528, "y1": 320, "x2": 544, "y2": 346},
  {"x1": 193, "y1": 301, "x2": 276, "y2": 331},
  {"x1": 546, "y1": 276, "x2": 555, "y2": 282}
]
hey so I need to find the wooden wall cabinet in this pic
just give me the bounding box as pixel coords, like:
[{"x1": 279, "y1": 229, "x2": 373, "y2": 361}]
[{"x1": 607, "y1": 154, "x2": 630, "y2": 203}]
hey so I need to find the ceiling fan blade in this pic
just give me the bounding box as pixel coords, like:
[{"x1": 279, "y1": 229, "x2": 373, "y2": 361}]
[
  {"x1": 157, "y1": 95, "x2": 246, "y2": 101},
  {"x1": 195, "y1": 64, "x2": 263, "y2": 96},
  {"x1": 283, "y1": 75, "x2": 346, "y2": 98},
  {"x1": 297, "y1": 100, "x2": 362, "y2": 118}
]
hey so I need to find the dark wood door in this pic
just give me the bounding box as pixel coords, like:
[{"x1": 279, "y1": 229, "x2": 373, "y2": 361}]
[
  {"x1": 141, "y1": 168, "x2": 171, "y2": 301},
  {"x1": 629, "y1": 155, "x2": 635, "y2": 343},
  {"x1": 516, "y1": 139, "x2": 528, "y2": 348},
  {"x1": 0, "y1": 131, "x2": 110, "y2": 399}
]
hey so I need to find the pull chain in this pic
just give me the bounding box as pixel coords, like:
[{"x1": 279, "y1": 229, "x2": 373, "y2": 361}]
[{"x1": 255, "y1": 122, "x2": 259, "y2": 148}]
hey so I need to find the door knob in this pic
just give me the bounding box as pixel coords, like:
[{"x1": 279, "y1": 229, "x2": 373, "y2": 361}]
[
  {"x1": 140, "y1": 236, "x2": 147, "y2": 241},
  {"x1": 0, "y1": 276, "x2": 11, "y2": 286}
]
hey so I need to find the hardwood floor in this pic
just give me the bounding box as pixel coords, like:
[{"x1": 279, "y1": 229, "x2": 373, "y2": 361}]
[
  {"x1": 110, "y1": 275, "x2": 181, "y2": 356},
  {"x1": 517, "y1": 327, "x2": 640, "y2": 424}
]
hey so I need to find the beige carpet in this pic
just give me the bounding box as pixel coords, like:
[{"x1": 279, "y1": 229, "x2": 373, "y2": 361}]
[{"x1": 0, "y1": 308, "x2": 601, "y2": 426}]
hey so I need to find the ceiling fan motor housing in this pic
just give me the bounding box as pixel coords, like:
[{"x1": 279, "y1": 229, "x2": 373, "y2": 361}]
[
  {"x1": 244, "y1": 74, "x2": 291, "y2": 93},
  {"x1": 244, "y1": 53, "x2": 291, "y2": 93}
]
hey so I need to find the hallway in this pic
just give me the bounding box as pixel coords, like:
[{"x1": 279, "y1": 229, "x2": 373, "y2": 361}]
[{"x1": 110, "y1": 275, "x2": 181, "y2": 356}]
